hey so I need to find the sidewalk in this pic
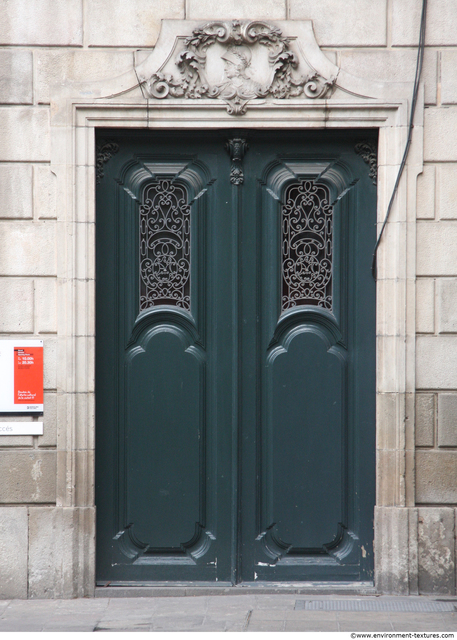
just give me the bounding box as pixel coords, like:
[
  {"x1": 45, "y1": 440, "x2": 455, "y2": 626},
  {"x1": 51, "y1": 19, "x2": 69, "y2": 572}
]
[{"x1": 0, "y1": 594, "x2": 456, "y2": 632}]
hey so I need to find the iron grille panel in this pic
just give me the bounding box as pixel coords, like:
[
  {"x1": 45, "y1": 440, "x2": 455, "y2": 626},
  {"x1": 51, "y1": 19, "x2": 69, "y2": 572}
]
[
  {"x1": 282, "y1": 180, "x2": 333, "y2": 311},
  {"x1": 139, "y1": 179, "x2": 191, "y2": 311}
]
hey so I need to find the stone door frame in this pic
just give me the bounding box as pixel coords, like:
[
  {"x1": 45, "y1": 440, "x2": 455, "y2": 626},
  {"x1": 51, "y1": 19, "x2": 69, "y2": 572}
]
[{"x1": 50, "y1": 19, "x2": 422, "y2": 595}]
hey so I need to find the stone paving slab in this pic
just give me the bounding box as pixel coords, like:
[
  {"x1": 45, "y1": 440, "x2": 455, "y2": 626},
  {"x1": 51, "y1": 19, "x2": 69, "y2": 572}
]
[{"x1": 0, "y1": 594, "x2": 456, "y2": 632}]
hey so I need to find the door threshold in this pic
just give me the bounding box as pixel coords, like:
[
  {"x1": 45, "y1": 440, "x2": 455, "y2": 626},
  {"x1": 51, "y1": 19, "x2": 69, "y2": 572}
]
[{"x1": 95, "y1": 581, "x2": 376, "y2": 598}]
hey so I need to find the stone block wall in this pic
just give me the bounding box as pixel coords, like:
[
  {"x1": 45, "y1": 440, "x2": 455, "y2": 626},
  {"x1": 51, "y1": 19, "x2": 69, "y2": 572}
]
[
  {"x1": 412, "y1": 0, "x2": 457, "y2": 590},
  {"x1": 0, "y1": 0, "x2": 456, "y2": 597}
]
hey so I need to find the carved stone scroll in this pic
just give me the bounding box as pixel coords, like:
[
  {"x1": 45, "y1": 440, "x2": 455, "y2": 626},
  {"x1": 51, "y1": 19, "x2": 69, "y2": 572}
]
[
  {"x1": 355, "y1": 141, "x2": 378, "y2": 186},
  {"x1": 96, "y1": 139, "x2": 119, "y2": 184},
  {"x1": 140, "y1": 20, "x2": 336, "y2": 116}
]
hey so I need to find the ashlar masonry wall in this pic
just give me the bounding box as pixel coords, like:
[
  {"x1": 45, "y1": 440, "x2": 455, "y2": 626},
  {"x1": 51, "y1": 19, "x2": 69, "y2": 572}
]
[{"x1": 0, "y1": 0, "x2": 456, "y2": 597}]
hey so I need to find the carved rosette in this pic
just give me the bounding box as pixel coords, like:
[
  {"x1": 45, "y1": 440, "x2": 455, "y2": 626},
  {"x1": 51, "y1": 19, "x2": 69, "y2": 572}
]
[{"x1": 143, "y1": 20, "x2": 336, "y2": 116}]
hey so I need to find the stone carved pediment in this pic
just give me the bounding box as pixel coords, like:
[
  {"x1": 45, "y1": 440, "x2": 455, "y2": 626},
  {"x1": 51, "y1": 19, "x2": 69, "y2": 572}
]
[{"x1": 135, "y1": 20, "x2": 339, "y2": 115}]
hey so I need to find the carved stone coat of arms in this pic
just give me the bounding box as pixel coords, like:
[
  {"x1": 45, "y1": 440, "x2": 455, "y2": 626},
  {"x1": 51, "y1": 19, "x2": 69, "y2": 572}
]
[{"x1": 135, "y1": 20, "x2": 337, "y2": 115}]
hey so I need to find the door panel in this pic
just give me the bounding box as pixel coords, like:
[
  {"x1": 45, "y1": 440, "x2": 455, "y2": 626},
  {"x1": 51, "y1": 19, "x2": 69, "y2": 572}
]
[
  {"x1": 96, "y1": 129, "x2": 376, "y2": 585},
  {"x1": 96, "y1": 140, "x2": 233, "y2": 582},
  {"x1": 125, "y1": 326, "x2": 203, "y2": 553},
  {"x1": 269, "y1": 330, "x2": 345, "y2": 549}
]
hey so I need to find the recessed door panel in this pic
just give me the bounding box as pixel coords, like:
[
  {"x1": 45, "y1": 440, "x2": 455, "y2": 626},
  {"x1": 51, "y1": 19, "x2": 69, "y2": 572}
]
[
  {"x1": 96, "y1": 129, "x2": 376, "y2": 585},
  {"x1": 125, "y1": 325, "x2": 204, "y2": 553},
  {"x1": 268, "y1": 329, "x2": 345, "y2": 551}
]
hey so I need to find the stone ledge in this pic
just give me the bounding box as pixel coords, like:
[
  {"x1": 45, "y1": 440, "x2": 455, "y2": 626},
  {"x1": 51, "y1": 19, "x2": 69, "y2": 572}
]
[{"x1": 95, "y1": 584, "x2": 377, "y2": 598}]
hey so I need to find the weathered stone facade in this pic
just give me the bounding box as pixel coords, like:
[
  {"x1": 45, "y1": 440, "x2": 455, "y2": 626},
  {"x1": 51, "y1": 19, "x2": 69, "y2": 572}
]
[{"x1": 0, "y1": 0, "x2": 456, "y2": 597}]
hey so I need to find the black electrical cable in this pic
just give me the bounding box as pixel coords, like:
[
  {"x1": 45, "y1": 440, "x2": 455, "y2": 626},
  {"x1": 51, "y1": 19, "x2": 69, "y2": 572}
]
[{"x1": 372, "y1": 0, "x2": 428, "y2": 279}]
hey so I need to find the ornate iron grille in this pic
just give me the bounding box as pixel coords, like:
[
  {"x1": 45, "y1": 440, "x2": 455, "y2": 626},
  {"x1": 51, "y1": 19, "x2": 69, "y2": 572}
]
[
  {"x1": 139, "y1": 179, "x2": 191, "y2": 311},
  {"x1": 282, "y1": 180, "x2": 333, "y2": 311}
]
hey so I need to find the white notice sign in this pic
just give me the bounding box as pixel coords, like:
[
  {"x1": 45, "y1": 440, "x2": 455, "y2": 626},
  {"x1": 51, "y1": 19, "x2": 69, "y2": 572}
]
[{"x1": 0, "y1": 422, "x2": 43, "y2": 436}]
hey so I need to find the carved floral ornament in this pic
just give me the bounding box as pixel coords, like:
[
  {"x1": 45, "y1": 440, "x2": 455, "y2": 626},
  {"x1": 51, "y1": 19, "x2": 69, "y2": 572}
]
[{"x1": 139, "y1": 20, "x2": 336, "y2": 115}]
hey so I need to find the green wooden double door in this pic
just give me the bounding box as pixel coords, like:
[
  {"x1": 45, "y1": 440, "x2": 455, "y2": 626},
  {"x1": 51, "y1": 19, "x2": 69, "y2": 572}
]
[{"x1": 95, "y1": 129, "x2": 376, "y2": 585}]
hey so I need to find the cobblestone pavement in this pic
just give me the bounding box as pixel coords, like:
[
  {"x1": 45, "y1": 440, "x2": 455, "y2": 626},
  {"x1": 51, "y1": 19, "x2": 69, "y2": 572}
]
[{"x1": 0, "y1": 594, "x2": 456, "y2": 632}]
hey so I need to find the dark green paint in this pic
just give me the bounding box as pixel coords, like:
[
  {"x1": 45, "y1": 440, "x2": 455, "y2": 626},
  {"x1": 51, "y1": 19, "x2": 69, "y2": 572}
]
[{"x1": 95, "y1": 129, "x2": 377, "y2": 585}]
